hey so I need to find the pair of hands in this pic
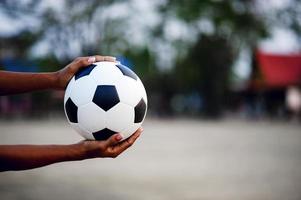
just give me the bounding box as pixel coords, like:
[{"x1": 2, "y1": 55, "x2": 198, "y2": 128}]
[
  {"x1": 0, "y1": 55, "x2": 142, "y2": 171},
  {"x1": 57, "y1": 55, "x2": 142, "y2": 159}
]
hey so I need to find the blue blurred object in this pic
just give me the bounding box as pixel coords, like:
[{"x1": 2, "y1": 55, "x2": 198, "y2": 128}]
[
  {"x1": 116, "y1": 56, "x2": 133, "y2": 70},
  {"x1": 1, "y1": 58, "x2": 39, "y2": 72}
]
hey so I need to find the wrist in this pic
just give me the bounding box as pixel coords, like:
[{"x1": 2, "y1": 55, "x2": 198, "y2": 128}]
[
  {"x1": 68, "y1": 143, "x2": 88, "y2": 161},
  {"x1": 79, "y1": 141, "x2": 103, "y2": 159},
  {"x1": 47, "y1": 72, "x2": 61, "y2": 90}
]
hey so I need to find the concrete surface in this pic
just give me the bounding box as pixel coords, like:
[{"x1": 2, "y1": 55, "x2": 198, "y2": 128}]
[{"x1": 0, "y1": 118, "x2": 300, "y2": 200}]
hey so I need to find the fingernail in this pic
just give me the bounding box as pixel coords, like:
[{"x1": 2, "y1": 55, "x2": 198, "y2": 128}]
[
  {"x1": 116, "y1": 134, "x2": 123, "y2": 141},
  {"x1": 140, "y1": 127, "x2": 144, "y2": 132},
  {"x1": 105, "y1": 56, "x2": 116, "y2": 61},
  {"x1": 88, "y1": 56, "x2": 96, "y2": 63}
]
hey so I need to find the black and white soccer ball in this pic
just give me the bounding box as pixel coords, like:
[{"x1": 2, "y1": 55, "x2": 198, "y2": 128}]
[{"x1": 64, "y1": 61, "x2": 147, "y2": 140}]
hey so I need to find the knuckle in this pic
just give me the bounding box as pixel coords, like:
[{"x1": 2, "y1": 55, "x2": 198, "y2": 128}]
[
  {"x1": 111, "y1": 152, "x2": 119, "y2": 158},
  {"x1": 79, "y1": 59, "x2": 86, "y2": 64},
  {"x1": 75, "y1": 57, "x2": 81, "y2": 61},
  {"x1": 126, "y1": 140, "x2": 133, "y2": 147}
]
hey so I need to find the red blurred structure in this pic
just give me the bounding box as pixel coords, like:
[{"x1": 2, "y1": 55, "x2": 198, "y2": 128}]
[
  {"x1": 256, "y1": 50, "x2": 301, "y2": 88},
  {"x1": 243, "y1": 50, "x2": 301, "y2": 119}
]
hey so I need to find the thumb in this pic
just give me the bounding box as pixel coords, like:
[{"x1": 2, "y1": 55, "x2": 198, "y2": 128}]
[{"x1": 105, "y1": 133, "x2": 123, "y2": 147}]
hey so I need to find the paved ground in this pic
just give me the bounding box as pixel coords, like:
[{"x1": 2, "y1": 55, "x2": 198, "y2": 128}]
[{"x1": 0, "y1": 118, "x2": 300, "y2": 200}]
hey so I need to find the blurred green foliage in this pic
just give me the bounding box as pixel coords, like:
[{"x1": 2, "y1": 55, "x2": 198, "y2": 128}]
[
  {"x1": 153, "y1": 0, "x2": 268, "y2": 117},
  {"x1": 0, "y1": 0, "x2": 300, "y2": 117}
]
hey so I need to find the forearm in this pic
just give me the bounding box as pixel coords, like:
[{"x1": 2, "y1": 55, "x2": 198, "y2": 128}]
[
  {"x1": 0, "y1": 71, "x2": 58, "y2": 96},
  {"x1": 0, "y1": 127, "x2": 142, "y2": 171},
  {"x1": 0, "y1": 144, "x2": 86, "y2": 171}
]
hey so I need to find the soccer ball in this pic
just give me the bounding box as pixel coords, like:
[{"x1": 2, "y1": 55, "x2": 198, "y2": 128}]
[{"x1": 64, "y1": 61, "x2": 147, "y2": 140}]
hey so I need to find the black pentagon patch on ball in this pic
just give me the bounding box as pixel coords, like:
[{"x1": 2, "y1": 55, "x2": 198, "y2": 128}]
[
  {"x1": 92, "y1": 85, "x2": 120, "y2": 111},
  {"x1": 92, "y1": 128, "x2": 117, "y2": 140},
  {"x1": 65, "y1": 98, "x2": 78, "y2": 123},
  {"x1": 75, "y1": 64, "x2": 96, "y2": 80},
  {"x1": 116, "y1": 64, "x2": 138, "y2": 80},
  {"x1": 134, "y1": 98, "x2": 147, "y2": 123}
]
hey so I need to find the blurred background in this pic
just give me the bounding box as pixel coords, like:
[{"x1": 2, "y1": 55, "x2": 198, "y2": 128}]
[{"x1": 0, "y1": 0, "x2": 301, "y2": 199}]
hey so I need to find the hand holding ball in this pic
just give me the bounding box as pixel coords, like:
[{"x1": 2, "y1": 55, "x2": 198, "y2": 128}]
[{"x1": 64, "y1": 62, "x2": 147, "y2": 140}]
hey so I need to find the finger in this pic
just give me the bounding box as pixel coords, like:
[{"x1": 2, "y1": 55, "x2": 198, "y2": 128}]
[
  {"x1": 87, "y1": 56, "x2": 96, "y2": 63},
  {"x1": 71, "y1": 57, "x2": 95, "y2": 70},
  {"x1": 112, "y1": 128, "x2": 143, "y2": 154},
  {"x1": 94, "y1": 55, "x2": 116, "y2": 62},
  {"x1": 72, "y1": 55, "x2": 116, "y2": 70},
  {"x1": 104, "y1": 56, "x2": 117, "y2": 62},
  {"x1": 104, "y1": 133, "x2": 123, "y2": 147}
]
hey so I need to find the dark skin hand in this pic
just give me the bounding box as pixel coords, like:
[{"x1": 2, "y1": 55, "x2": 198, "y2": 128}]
[
  {"x1": 0, "y1": 55, "x2": 142, "y2": 171},
  {"x1": 0, "y1": 55, "x2": 116, "y2": 95},
  {"x1": 0, "y1": 128, "x2": 142, "y2": 172}
]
